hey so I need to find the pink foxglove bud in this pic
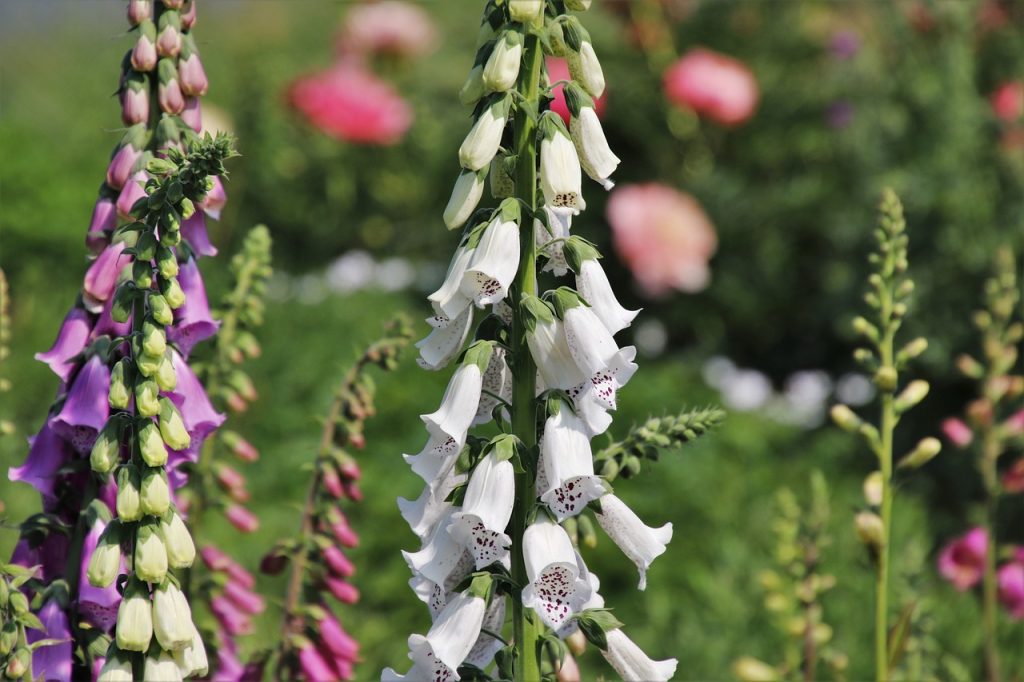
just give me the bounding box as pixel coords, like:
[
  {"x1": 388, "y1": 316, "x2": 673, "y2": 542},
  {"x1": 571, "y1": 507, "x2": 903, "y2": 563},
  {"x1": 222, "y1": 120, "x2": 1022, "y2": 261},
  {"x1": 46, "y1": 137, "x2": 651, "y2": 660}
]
[
  {"x1": 298, "y1": 641, "x2": 335, "y2": 682},
  {"x1": 120, "y1": 72, "x2": 150, "y2": 125},
  {"x1": 327, "y1": 508, "x2": 359, "y2": 547},
  {"x1": 200, "y1": 175, "x2": 227, "y2": 219},
  {"x1": 87, "y1": 195, "x2": 116, "y2": 253},
  {"x1": 323, "y1": 576, "x2": 360, "y2": 604},
  {"x1": 127, "y1": 0, "x2": 152, "y2": 25},
  {"x1": 224, "y1": 581, "x2": 265, "y2": 616},
  {"x1": 998, "y1": 562, "x2": 1024, "y2": 619},
  {"x1": 106, "y1": 128, "x2": 145, "y2": 190},
  {"x1": 201, "y1": 547, "x2": 230, "y2": 572},
  {"x1": 941, "y1": 417, "x2": 973, "y2": 448},
  {"x1": 178, "y1": 36, "x2": 208, "y2": 96},
  {"x1": 938, "y1": 527, "x2": 988, "y2": 591},
  {"x1": 210, "y1": 595, "x2": 252, "y2": 636},
  {"x1": 317, "y1": 610, "x2": 359, "y2": 660},
  {"x1": 181, "y1": 1, "x2": 197, "y2": 30},
  {"x1": 182, "y1": 96, "x2": 202, "y2": 132},
  {"x1": 343, "y1": 480, "x2": 363, "y2": 501},
  {"x1": 161, "y1": 0, "x2": 184, "y2": 8},
  {"x1": 215, "y1": 464, "x2": 246, "y2": 492},
  {"x1": 116, "y1": 171, "x2": 148, "y2": 219},
  {"x1": 156, "y1": 11, "x2": 182, "y2": 57},
  {"x1": 222, "y1": 431, "x2": 259, "y2": 462},
  {"x1": 131, "y1": 20, "x2": 158, "y2": 72},
  {"x1": 225, "y1": 504, "x2": 259, "y2": 533},
  {"x1": 323, "y1": 546, "x2": 355, "y2": 578},
  {"x1": 157, "y1": 58, "x2": 185, "y2": 115},
  {"x1": 322, "y1": 467, "x2": 345, "y2": 498}
]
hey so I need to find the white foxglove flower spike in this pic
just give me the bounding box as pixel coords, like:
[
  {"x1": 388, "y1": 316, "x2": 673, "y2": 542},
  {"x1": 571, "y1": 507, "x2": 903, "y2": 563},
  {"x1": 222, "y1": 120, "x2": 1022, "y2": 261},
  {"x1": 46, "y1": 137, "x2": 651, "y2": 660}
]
[
  {"x1": 536, "y1": 206, "x2": 573, "y2": 276},
  {"x1": 522, "y1": 516, "x2": 593, "y2": 631},
  {"x1": 602, "y1": 628, "x2": 678, "y2": 682},
  {"x1": 595, "y1": 494, "x2": 673, "y2": 591},
  {"x1": 538, "y1": 401, "x2": 606, "y2": 521},
  {"x1": 565, "y1": 83, "x2": 619, "y2": 190},
  {"x1": 449, "y1": 450, "x2": 515, "y2": 569},
  {"x1": 539, "y1": 112, "x2": 586, "y2": 213},
  {"x1": 416, "y1": 307, "x2": 474, "y2": 371},
  {"x1": 459, "y1": 94, "x2": 511, "y2": 171},
  {"x1": 428, "y1": 244, "x2": 475, "y2": 320},
  {"x1": 483, "y1": 30, "x2": 523, "y2": 93},
  {"x1": 462, "y1": 204, "x2": 521, "y2": 307},
  {"x1": 443, "y1": 168, "x2": 487, "y2": 230},
  {"x1": 408, "y1": 590, "x2": 487, "y2": 673}
]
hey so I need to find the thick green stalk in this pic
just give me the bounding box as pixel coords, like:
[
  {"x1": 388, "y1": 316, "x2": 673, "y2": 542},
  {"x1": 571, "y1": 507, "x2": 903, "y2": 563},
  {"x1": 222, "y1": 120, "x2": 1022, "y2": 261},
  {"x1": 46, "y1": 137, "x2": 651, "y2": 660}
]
[
  {"x1": 875, "y1": 282, "x2": 896, "y2": 682},
  {"x1": 510, "y1": 28, "x2": 543, "y2": 682}
]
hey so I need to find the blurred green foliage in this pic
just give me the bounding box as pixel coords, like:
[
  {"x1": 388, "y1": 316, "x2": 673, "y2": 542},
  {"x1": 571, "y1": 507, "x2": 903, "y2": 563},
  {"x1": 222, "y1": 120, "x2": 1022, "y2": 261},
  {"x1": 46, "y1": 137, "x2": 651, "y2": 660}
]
[{"x1": 1, "y1": 1, "x2": 1023, "y2": 680}]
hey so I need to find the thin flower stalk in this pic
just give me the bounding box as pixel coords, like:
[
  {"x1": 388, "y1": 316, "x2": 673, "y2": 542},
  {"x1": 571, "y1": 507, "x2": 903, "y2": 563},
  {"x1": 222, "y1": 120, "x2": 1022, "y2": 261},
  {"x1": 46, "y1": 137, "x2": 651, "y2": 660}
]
[
  {"x1": 391, "y1": 4, "x2": 677, "y2": 681},
  {"x1": 830, "y1": 190, "x2": 940, "y2": 682},
  {"x1": 0, "y1": 268, "x2": 12, "y2": 437},
  {"x1": 269, "y1": 318, "x2": 411, "y2": 680}
]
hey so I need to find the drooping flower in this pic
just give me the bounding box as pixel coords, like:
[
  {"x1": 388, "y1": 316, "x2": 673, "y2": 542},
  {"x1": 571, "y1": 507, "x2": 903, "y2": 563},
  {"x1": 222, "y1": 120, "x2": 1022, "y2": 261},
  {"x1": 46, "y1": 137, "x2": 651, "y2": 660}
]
[
  {"x1": 52, "y1": 354, "x2": 111, "y2": 453},
  {"x1": 338, "y1": 1, "x2": 439, "y2": 59},
  {"x1": 547, "y1": 57, "x2": 606, "y2": 125},
  {"x1": 522, "y1": 517, "x2": 592, "y2": 630},
  {"x1": 392, "y1": 591, "x2": 486, "y2": 679},
  {"x1": 403, "y1": 508, "x2": 472, "y2": 589},
  {"x1": 421, "y1": 358, "x2": 484, "y2": 447},
  {"x1": 998, "y1": 561, "x2": 1024, "y2": 619},
  {"x1": 561, "y1": 296, "x2": 620, "y2": 377},
  {"x1": 566, "y1": 32, "x2": 605, "y2": 99},
  {"x1": 288, "y1": 63, "x2": 413, "y2": 145},
  {"x1": 168, "y1": 258, "x2": 220, "y2": 356},
  {"x1": 9, "y1": 420, "x2": 74, "y2": 500},
  {"x1": 443, "y1": 169, "x2": 486, "y2": 231},
  {"x1": 601, "y1": 627, "x2": 679, "y2": 682},
  {"x1": 574, "y1": 258, "x2": 639, "y2": 335},
  {"x1": 416, "y1": 308, "x2": 473, "y2": 371},
  {"x1": 449, "y1": 451, "x2": 515, "y2": 569},
  {"x1": 461, "y1": 210, "x2": 521, "y2": 308},
  {"x1": 116, "y1": 580, "x2": 154, "y2": 652},
  {"x1": 938, "y1": 527, "x2": 988, "y2": 591},
  {"x1": 538, "y1": 403, "x2": 605, "y2": 521},
  {"x1": 663, "y1": 48, "x2": 759, "y2": 127},
  {"x1": 540, "y1": 113, "x2": 586, "y2": 213},
  {"x1": 398, "y1": 465, "x2": 466, "y2": 539},
  {"x1": 564, "y1": 83, "x2": 619, "y2": 190},
  {"x1": 83, "y1": 241, "x2": 128, "y2": 311},
  {"x1": 153, "y1": 581, "x2": 195, "y2": 651},
  {"x1": 482, "y1": 30, "x2": 524, "y2": 93},
  {"x1": 594, "y1": 494, "x2": 672, "y2": 590},
  {"x1": 606, "y1": 183, "x2": 718, "y2": 296},
  {"x1": 459, "y1": 95, "x2": 511, "y2": 171}
]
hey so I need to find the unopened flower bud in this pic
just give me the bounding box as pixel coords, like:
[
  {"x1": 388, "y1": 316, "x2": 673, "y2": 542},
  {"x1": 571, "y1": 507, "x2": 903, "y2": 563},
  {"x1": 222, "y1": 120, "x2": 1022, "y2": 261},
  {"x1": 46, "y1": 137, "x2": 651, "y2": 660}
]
[
  {"x1": 156, "y1": 11, "x2": 182, "y2": 57},
  {"x1": 483, "y1": 30, "x2": 523, "y2": 93},
  {"x1": 459, "y1": 65, "x2": 486, "y2": 106},
  {"x1": 155, "y1": 245, "x2": 178, "y2": 279},
  {"x1": 161, "y1": 512, "x2": 195, "y2": 568},
  {"x1": 97, "y1": 647, "x2": 134, "y2": 682},
  {"x1": 566, "y1": 630, "x2": 586, "y2": 656},
  {"x1": 107, "y1": 130, "x2": 145, "y2": 189},
  {"x1": 152, "y1": 581, "x2": 193, "y2": 651},
  {"x1": 324, "y1": 575, "x2": 360, "y2": 604},
  {"x1": 116, "y1": 580, "x2": 153, "y2": 652},
  {"x1": 178, "y1": 40, "x2": 208, "y2": 97},
  {"x1": 5, "y1": 648, "x2": 30, "y2": 679},
  {"x1": 135, "y1": 377, "x2": 160, "y2": 417},
  {"x1": 894, "y1": 379, "x2": 929, "y2": 413},
  {"x1": 154, "y1": 353, "x2": 176, "y2": 392},
  {"x1": 459, "y1": 96, "x2": 510, "y2": 171},
  {"x1": 160, "y1": 276, "x2": 186, "y2": 309},
  {"x1": 863, "y1": 471, "x2": 883, "y2": 507},
  {"x1": 898, "y1": 437, "x2": 941, "y2": 470},
  {"x1": 87, "y1": 522, "x2": 123, "y2": 588},
  {"x1": 221, "y1": 430, "x2": 259, "y2": 462},
  {"x1": 852, "y1": 316, "x2": 879, "y2": 342},
  {"x1": 111, "y1": 283, "x2": 136, "y2": 324},
  {"x1": 146, "y1": 295, "x2": 172, "y2": 329},
  {"x1": 567, "y1": 38, "x2": 605, "y2": 98},
  {"x1": 121, "y1": 73, "x2": 150, "y2": 125},
  {"x1": 158, "y1": 397, "x2": 191, "y2": 451},
  {"x1": 957, "y1": 354, "x2": 985, "y2": 379},
  {"x1": 565, "y1": 0, "x2": 592, "y2": 9},
  {"x1": 443, "y1": 169, "x2": 486, "y2": 230},
  {"x1": 732, "y1": 656, "x2": 781, "y2": 682},
  {"x1": 508, "y1": 0, "x2": 544, "y2": 21},
  {"x1": 0, "y1": 623, "x2": 14, "y2": 657},
  {"x1": 225, "y1": 504, "x2": 259, "y2": 533},
  {"x1": 135, "y1": 523, "x2": 168, "y2": 583},
  {"x1": 131, "y1": 20, "x2": 158, "y2": 71},
  {"x1": 138, "y1": 420, "x2": 168, "y2": 467},
  {"x1": 830, "y1": 404, "x2": 862, "y2": 432},
  {"x1": 91, "y1": 419, "x2": 122, "y2": 474},
  {"x1": 260, "y1": 551, "x2": 288, "y2": 576},
  {"x1": 117, "y1": 465, "x2": 143, "y2": 521},
  {"x1": 873, "y1": 366, "x2": 898, "y2": 392},
  {"x1": 135, "y1": 231, "x2": 158, "y2": 261},
  {"x1": 174, "y1": 623, "x2": 208, "y2": 678},
  {"x1": 855, "y1": 511, "x2": 885, "y2": 552},
  {"x1": 897, "y1": 337, "x2": 928, "y2": 363},
  {"x1": 140, "y1": 468, "x2": 170, "y2": 516},
  {"x1": 142, "y1": 321, "x2": 167, "y2": 357},
  {"x1": 157, "y1": 58, "x2": 185, "y2": 115},
  {"x1": 127, "y1": 0, "x2": 152, "y2": 25}
]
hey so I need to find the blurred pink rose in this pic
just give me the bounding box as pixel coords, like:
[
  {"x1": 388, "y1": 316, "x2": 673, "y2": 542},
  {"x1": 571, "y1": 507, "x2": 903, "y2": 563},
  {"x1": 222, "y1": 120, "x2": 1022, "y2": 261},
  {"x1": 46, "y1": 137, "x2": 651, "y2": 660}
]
[
  {"x1": 990, "y1": 81, "x2": 1024, "y2": 122},
  {"x1": 288, "y1": 62, "x2": 413, "y2": 145},
  {"x1": 938, "y1": 527, "x2": 988, "y2": 591},
  {"x1": 338, "y1": 1, "x2": 438, "y2": 59},
  {"x1": 998, "y1": 562, "x2": 1024, "y2": 620},
  {"x1": 547, "y1": 57, "x2": 606, "y2": 124},
  {"x1": 663, "y1": 48, "x2": 759, "y2": 127},
  {"x1": 606, "y1": 183, "x2": 717, "y2": 297},
  {"x1": 941, "y1": 417, "x2": 973, "y2": 448}
]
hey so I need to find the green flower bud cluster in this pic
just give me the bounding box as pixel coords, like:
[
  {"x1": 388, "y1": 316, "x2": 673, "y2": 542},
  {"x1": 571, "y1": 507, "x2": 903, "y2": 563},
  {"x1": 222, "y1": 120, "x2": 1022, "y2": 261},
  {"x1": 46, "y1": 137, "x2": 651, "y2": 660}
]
[
  {"x1": 733, "y1": 472, "x2": 847, "y2": 682},
  {"x1": 0, "y1": 269, "x2": 11, "y2": 437},
  {"x1": 0, "y1": 564, "x2": 48, "y2": 681}
]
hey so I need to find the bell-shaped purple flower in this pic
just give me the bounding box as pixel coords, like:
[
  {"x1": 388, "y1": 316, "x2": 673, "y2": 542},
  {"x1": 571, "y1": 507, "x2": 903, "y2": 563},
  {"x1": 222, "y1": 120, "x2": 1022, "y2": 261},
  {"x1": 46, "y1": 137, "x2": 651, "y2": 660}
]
[
  {"x1": 35, "y1": 307, "x2": 91, "y2": 382},
  {"x1": 202, "y1": 176, "x2": 227, "y2": 220},
  {"x1": 78, "y1": 514, "x2": 124, "y2": 632},
  {"x1": 10, "y1": 532, "x2": 70, "y2": 583},
  {"x1": 182, "y1": 96, "x2": 203, "y2": 133},
  {"x1": 52, "y1": 355, "x2": 111, "y2": 453},
  {"x1": 83, "y1": 241, "x2": 127, "y2": 312},
  {"x1": 87, "y1": 196, "x2": 116, "y2": 254},
  {"x1": 168, "y1": 349, "x2": 225, "y2": 442},
  {"x1": 182, "y1": 213, "x2": 218, "y2": 257},
  {"x1": 9, "y1": 419, "x2": 74, "y2": 501},
  {"x1": 28, "y1": 597, "x2": 72, "y2": 682},
  {"x1": 168, "y1": 258, "x2": 220, "y2": 355},
  {"x1": 116, "y1": 171, "x2": 148, "y2": 219}
]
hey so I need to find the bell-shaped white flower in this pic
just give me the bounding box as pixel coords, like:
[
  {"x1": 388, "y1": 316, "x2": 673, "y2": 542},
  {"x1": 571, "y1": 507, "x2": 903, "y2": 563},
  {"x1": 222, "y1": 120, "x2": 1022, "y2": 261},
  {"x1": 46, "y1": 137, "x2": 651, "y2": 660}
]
[
  {"x1": 576, "y1": 258, "x2": 638, "y2": 335},
  {"x1": 538, "y1": 403, "x2": 606, "y2": 521},
  {"x1": 569, "y1": 346, "x2": 639, "y2": 437},
  {"x1": 443, "y1": 169, "x2": 486, "y2": 230},
  {"x1": 404, "y1": 432, "x2": 463, "y2": 485},
  {"x1": 595, "y1": 494, "x2": 672, "y2": 590},
  {"x1": 568, "y1": 40, "x2": 605, "y2": 99},
  {"x1": 408, "y1": 590, "x2": 487, "y2": 673},
  {"x1": 402, "y1": 509, "x2": 470, "y2": 588},
  {"x1": 459, "y1": 64, "x2": 485, "y2": 106},
  {"x1": 554, "y1": 558, "x2": 605, "y2": 638},
  {"x1": 417, "y1": 308, "x2": 474, "y2": 371},
  {"x1": 571, "y1": 106, "x2": 619, "y2": 190},
  {"x1": 409, "y1": 547, "x2": 475, "y2": 619},
  {"x1": 428, "y1": 245, "x2": 475, "y2": 320},
  {"x1": 97, "y1": 649, "x2": 134, "y2": 682},
  {"x1": 601, "y1": 628, "x2": 678, "y2": 682},
  {"x1": 461, "y1": 216, "x2": 520, "y2": 307},
  {"x1": 459, "y1": 96, "x2": 510, "y2": 171},
  {"x1": 483, "y1": 31, "x2": 523, "y2": 93},
  {"x1": 152, "y1": 580, "x2": 194, "y2": 651},
  {"x1": 528, "y1": 317, "x2": 588, "y2": 391},
  {"x1": 508, "y1": 0, "x2": 544, "y2": 22},
  {"x1": 536, "y1": 207, "x2": 573, "y2": 276},
  {"x1": 144, "y1": 651, "x2": 184, "y2": 682},
  {"x1": 522, "y1": 517, "x2": 593, "y2": 631},
  {"x1": 115, "y1": 581, "x2": 153, "y2": 652},
  {"x1": 474, "y1": 347, "x2": 511, "y2": 426},
  {"x1": 449, "y1": 452, "x2": 514, "y2": 569},
  {"x1": 563, "y1": 300, "x2": 620, "y2": 377},
  {"x1": 540, "y1": 115, "x2": 586, "y2": 213},
  {"x1": 421, "y1": 362, "x2": 483, "y2": 445},
  {"x1": 466, "y1": 597, "x2": 506, "y2": 669},
  {"x1": 398, "y1": 465, "x2": 466, "y2": 538},
  {"x1": 161, "y1": 511, "x2": 196, "y2": 569},
  {"x1": 174, "y1": 622, "x2": 209, "y2": 678}
]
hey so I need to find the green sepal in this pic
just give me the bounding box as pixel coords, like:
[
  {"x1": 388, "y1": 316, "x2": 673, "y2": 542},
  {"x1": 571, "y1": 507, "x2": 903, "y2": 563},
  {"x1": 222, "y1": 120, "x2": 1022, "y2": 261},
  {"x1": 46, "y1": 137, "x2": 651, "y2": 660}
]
[
  {"x1": 538, "y1": 110, "x2": 570, "y2": 141},
  {"x1": 157, "y1": 57, "x2": 178, "y2": 85},
  {"x1": 562, "y1": 81, "x2": 595, "y2": 119},
  {"x1": 495, "y1": 197, "x2": 521, "y2": 225},
  {"x1": 562, "y1": 236, "x2": 602, "y2": 274},
  {"x1": 560, "y1": 15, "x2": 590, "y2": 52},
  {"x1": 486, "y1": 433, "x2": 523, "y2": 468},
  {"x1": 146, "y1": 157, "x2": 176, "y2": 177},
  {"x1": 574, "y1": 608, "x2": 624, "y2": 651},
  {"x1": 519, "y1": 294, "x2": 554, "y2": 333},
  {"x1": 547, "y1": 286, "x2": 587, "y2": 319},
  {"x1": 467, "y1": 572, "x2": 494, "y2": 601},
  {"x1": 462, "y1": 340, "x2": 495, "y2": 373},
  {"x1": 159, "y1": 275, "x2": 185, "y2": 309}
]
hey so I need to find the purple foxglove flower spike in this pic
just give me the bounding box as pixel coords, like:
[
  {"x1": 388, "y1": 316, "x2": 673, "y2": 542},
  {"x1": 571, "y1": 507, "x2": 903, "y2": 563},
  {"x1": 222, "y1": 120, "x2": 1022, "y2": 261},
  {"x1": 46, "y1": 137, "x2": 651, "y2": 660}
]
[
  {"x1": 52, "y1": 355, "x2": 111, "y2": 453},
  {"x1": 28, "y1": 597, "x2": 72, "y2": 682},
  {"x1": 180, "y1": 214, "x2": 217, "y2": 259},
  {"x1": 83, "y1": 241, "x2": 127, "y2": 312},
  {"x1": 87, "y1": 196, "x2": 117, "y2": 253},
  {"x1": 168, "y1": 258, "x2": 220, "y2": 355},
  {"x1": 35, "y1": 307, "x2": 91, "y2": 382}
]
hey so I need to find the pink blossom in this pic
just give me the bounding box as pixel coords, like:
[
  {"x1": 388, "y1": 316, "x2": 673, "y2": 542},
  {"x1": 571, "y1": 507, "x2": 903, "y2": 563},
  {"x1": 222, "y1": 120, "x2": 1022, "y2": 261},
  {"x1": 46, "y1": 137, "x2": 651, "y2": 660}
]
[
  {"x1": 179, "y1": 53, "x2": 209, "y2": 97},
  {"x1": 324, "y1": 546, "x2": 355, "y2": 578},
  {"x1": 990, "y1": 81, "x2": 1024, "y2": 122},
  {"x1": 223, "y1": 581, "x2": 265, "y2": 616},
  {"x1": 225, "y1": 504, "x2": 259, "y2": 533},
  {"x1": 941, "y1": 417, "x2": 974, "y2": 448},
  {"x1": 338, "y1": 1, "x2": 438, "y2": 59},
  {"x1": 210, "y1": 595, "x2": 252, "y2": 636},
  {"x1": 323, "y1": 576, "x2": 360, "y2": 605},
  {"x1": 938, "y1": 527, "x2": 988, "y2": 591},
  {"x1": 131, "y1": 33, "x2": 157, "y2": 72},
  {"x1": 663, "y1": 48, "x2": 759, "y2": 127},
  {"x1": 201, "y1": 545, "x2": 231, "y2": 572},
  {"x1": 86, "y1": 196, "x2": 116, "y2": 253},
  {"x1": 83, "y1": 242, "x2": 127, "y2": 308},
  {"x1": 318, "y1": 610, "x2": 359, "y2": 660},
  {"x1": 298, "y1": 642, "x2": 336, "y2": 682},
  {"x1": 997, "y1": 562, "x2": 1024, "y2": 619},
  {"x1": 1002, "y1": 457, "x2": 1024, "y2": 494},
  {"x1": 120, "y1": 85, "x2": 149, "y2": 125},
  {"x1": 126, "y1": 0, "x2": 151, "y2": 25},
  {"x1": 547, "y1": 57, "x2": 607, "y2": 124},
  {"x1": 606, "y1": 183, "x2": 718, "y2": 296},
  {"x1": 106, "y1": 143, "x2": 142, "y2": 191},
  {"x1": 322, "y1": 467, "x2": 345, "y2": 499},
  {"x1": 159, "y1": 78, "x2": 186, "y2": 115},
  {"x1": 201, "y1": 176, "x2": 227, "y2": 220},
  {"x1": 182, "y1": 97, "x2": 202, "y2": 132},
  {"x1": 116, "y1": 171, "x2": 148, "y2": 219},
  {"x1": 288, "y1": 63, "x2": 413, "y2": 145},
  {"x1": 343, "y1": 480, "x2": 363, "y2": 501},
  {"x1": 327, "y1": 510, "x2": 359, "y2": 548},
  {"x1": 216, "y1": 464, "x2": 246, "y2": 492}
]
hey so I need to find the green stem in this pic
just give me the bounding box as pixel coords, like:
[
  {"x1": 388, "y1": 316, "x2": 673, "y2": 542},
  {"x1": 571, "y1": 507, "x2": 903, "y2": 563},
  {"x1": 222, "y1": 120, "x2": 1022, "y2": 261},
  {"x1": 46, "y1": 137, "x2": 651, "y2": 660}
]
[
  {"x1": 980, "y1": 440, "x2": 1002, "y2": 682},
  {"x1": 876, "y1": 389, "x2": 893, "y2": 682},
  {"x1": 510, "y1": 28, "x2": 543, "y2": 682}
]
